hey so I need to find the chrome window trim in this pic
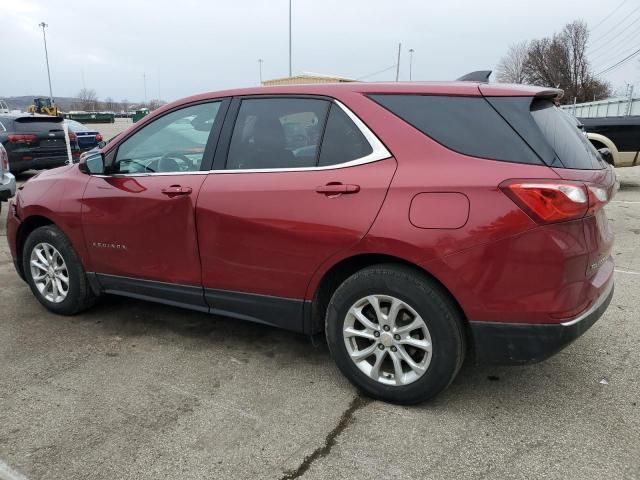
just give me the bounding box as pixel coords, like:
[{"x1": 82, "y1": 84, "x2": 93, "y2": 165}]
[
  {"x1": 215, "y1": 100, "x2": 391, "y2": 174},
  {"x1": 98, "y1": 99, "x2": 392, "y2": 177}
]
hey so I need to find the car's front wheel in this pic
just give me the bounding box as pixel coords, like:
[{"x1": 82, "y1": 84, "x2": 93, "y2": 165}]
[
  {"x1": 325, "y1": 264, "x2": 466, "y2": 404},
  {"x1": 22, "y1": 225, "x2": 95, "y2": 315}
]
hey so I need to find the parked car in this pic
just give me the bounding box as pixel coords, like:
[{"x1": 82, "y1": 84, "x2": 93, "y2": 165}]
[
  {"x1": 0, "y1": 143, "x2": 16, "y2": 209},
  {"x1": 6, "y1": 81, "x2": 615, "y2": 404},
  {"x1": 65, "y1": 119, "x2": 103, "y2": 152},
  {"x1": 0, "y1": 114, "x2": 80, "y2": 173},
  {"x1": 580, "y1": 116, "x2": 640, "y2": 167}
]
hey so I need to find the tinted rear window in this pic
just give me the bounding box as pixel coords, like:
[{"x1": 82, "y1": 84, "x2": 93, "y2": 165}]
[
  {"x1": 369, "y1": 94, "x2": 542, "y2": 165},
  {"x1": 530, "y1": 100, "x2": 603, "y2": 170},
  {"x1": 14, "y1": 117, "x2": 64, "y2": 134}
]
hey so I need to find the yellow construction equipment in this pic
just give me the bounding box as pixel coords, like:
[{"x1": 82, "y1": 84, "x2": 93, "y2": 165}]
[{"x1": 27, "y1": 97, "x2": 59, "y2": 116}]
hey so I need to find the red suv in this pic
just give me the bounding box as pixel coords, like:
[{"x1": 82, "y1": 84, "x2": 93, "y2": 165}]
[{"x1": 6, "y1": 82, "x2": 615, "y2": 403}]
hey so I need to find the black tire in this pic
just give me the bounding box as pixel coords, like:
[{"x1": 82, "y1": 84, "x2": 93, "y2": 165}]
[
  {"x1": 22, "y1": 225, "x2": 96, "y2": 315},
  {"x1": 325, "y1": 264, "x2": 465, "y2": 404}
]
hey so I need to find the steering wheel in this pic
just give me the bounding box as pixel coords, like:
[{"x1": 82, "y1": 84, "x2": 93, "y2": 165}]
[
  {"x1": 158, "y1": 152, "x2": 192, "y2": 172},
  {"x1": 119, "y1": 159, "x2": 156, "y2": 173}
]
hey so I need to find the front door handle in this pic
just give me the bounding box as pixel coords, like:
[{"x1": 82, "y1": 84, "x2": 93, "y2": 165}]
[
  {"x1": 161, "y1": 185, "x2": 193, "y2": 197},
  {"x1": 315, "y1": 183, "x2": 360, "y2": 195}
]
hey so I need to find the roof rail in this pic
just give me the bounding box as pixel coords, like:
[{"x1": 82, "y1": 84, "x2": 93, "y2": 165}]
[{"x1": 456, "y1": 70, "x2": 492, "y2": 82}]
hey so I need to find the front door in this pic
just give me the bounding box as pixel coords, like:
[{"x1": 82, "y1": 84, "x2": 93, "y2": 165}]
[
  {"x1": 81, "y1": 100, "x2": 226, "y2": 308},
  {"x1": 196, "y1": 97, "x2": 396, "y2": 329}
]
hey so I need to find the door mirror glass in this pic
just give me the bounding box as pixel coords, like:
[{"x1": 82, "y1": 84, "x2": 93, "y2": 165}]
[
  {"x1": 79, "y1": 152, "x2": 105, "y2": 175},
  {"x1": 97, "y1": 140, "x2": 107, "y2": 149}
]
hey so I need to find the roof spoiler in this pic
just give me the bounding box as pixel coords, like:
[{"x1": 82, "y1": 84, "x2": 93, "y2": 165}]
[
  {"x1": 456, "y1": 70, "x2": 492, "y2": 82},
  {"x1": 535, "y1": 88, "x2": 564, "y2": 101}
]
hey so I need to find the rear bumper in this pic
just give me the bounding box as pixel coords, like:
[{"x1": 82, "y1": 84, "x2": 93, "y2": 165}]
[
  {"x1": 470, "y1": 279, "x2": 614, "y2": 365},
  {"x1": 9, "y1": 155, "x2": 69, "y2": 173}
]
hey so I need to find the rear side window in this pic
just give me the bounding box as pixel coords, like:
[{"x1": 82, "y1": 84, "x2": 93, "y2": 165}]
[
  {"x1": 226, "y1": 98, "x2": 329, "y2": 170},
  {"x1": 369, "y1": 94, "x2": 542, "y2": 165},
  {"x1": 318, "y1": 105, "x2": 372, "y2": 166}
]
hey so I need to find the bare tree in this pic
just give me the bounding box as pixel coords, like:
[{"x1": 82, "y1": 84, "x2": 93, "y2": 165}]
[
  {"x1": 521, "y1": 21, "x2": 611, "y2": 103},
  {"x1": 121, "y1": 98, "x2": 129, "y2": 113},
  {"x1": 147, "y1": 99, "x2": 167, "y2": 111},
  {"x1": 103, "y1": 97, "x2": 115, "y2": 111},
  {"x1": 77, "y1": 88, "x2": 98, "y2": 111},
  {"x1": 496, "y1": 41, "x2": 529, "y2": 84}
]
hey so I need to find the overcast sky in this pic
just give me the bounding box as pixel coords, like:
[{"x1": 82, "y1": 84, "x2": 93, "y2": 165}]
[{"x1": 1, "y1": 0, "x2": 638, "y2": 103}]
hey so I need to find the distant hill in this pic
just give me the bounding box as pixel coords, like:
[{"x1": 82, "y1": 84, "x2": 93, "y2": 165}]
[{"x1": 1, "y1": 96, "x2": 82, "y2": 112}]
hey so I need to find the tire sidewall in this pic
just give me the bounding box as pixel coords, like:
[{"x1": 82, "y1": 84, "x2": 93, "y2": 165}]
[
  {"x1": 326, "y1": 266, "x2": 463, "y2": 404},
  {"x1": 22, "y1": 226, "x2": 87, "y2": 315}
]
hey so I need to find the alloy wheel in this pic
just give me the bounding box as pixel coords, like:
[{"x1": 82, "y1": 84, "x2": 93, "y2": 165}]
[
  {"x1": 29, "y1": 242, "x2": 70, "y2": 304},
  {"x1": 343, "y1": 294, "x2": 432, "y2": 386}
]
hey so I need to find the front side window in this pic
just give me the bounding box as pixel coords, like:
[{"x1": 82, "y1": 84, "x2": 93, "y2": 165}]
[
  {"x1": 114, "y1": 101, "x2": 221, "y2": 174},
  {"x1": 226, "y1": 98, "x2": 329, "y2": 169}
]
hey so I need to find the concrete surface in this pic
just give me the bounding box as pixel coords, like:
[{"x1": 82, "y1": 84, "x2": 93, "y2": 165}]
[{"x1": 0, "y1": 165, "x2": 638, "y2": 480}]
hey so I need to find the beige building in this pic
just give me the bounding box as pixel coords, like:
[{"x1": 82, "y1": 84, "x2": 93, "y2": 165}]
[{"x1": 262, "y1": 74, "x2": 355, "y2": 86}]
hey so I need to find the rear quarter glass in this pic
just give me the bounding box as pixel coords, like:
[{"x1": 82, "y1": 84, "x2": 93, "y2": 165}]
[{"x1": 367, "y1": 94, "x2": 543, "y2": 165}]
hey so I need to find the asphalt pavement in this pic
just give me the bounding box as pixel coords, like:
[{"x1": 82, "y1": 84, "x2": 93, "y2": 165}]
[{"x1": 0, "y1": 162, "x2": 638, "y2": 480}]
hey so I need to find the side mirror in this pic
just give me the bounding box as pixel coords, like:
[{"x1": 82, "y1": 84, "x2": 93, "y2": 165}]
[
  {"x1": 79, "y1": 152, "x2": 105, "y2": 175},
  {"x1": 597, "y1": 147, "x2": 614, "y2": 166}
]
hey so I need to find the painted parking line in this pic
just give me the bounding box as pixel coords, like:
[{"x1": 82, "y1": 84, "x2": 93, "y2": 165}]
[
  {"x1": 615, "y1": 269, "x2": 640, "y2": 276},
  {"x1": 0, "y1": 460, "x2": 29, "y2": 480},
  {"x1": 610, "y1": 200, "x2": 640, "y2": 204}
]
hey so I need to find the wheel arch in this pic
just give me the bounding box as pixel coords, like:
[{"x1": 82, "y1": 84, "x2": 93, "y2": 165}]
[
  {"x1": 587, "y1": 133, "x2": 619, "y2": 166},
  {"x1": 309, "y1": 253, "x2": 471, "y2": 343},
  {"x1": 15, "y1": 215, "x2": 55, "y2": 279}
]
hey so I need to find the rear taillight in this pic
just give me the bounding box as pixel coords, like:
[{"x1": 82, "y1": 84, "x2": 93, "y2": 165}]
[
  {"x1": 68, "y1": 132, "x2": 77, "y2": 141},
  {"x1": 1, "y1": 150, "x2": 8, "y2": 170},
  {"x1": 95, "y1": 133, "x2": 103, "y2": 142},
  {"x1": 7, "y1": 134, "x2": 37, "y2": 143},
  {"x1": 500, "y1": 180, "x2": 590, "y2": 224},
  {"x1": 586, "y1": 185, "x2": 609, "y2": 215}
]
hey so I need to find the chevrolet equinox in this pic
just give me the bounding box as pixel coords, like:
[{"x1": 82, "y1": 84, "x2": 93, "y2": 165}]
[{"x1": 6, "y1": 81, "x2": 616, "y2": 404}]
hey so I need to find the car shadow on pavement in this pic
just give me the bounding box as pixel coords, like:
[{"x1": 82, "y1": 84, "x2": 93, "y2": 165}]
[{"x1": 71, "y1": 295, "x2": 610, "y2": 408}]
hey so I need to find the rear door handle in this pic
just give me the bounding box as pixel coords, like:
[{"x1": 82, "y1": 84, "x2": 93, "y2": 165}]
[
  {"x1": 161, "y1": 185, "x2": 192, "y2": 196},
  {"x1": 315, "y1": 183, "x2": 360, "y2": 195}
]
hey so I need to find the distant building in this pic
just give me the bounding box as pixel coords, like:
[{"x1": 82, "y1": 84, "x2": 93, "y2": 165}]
[{"x1": 262, "y1": 74, "x2": 355, "y2": 86}]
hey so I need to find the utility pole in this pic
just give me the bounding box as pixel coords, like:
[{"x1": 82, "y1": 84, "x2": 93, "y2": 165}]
[
  {"x1": 143, "y1": 72, "x2": 147, "y2": 104},
  {"x1": 38, "y1": 22, "x2": 54, "y2": 103},
  {"x1": 408, "y1": 48, "x2": 414, "y2": 81},
  {"x1": 395, "y1": 43, "x2": 402, "y2": 82},
  {"x1": 258, "y1": 58, "x2": 264, "y2": 85},
  {"x1": 288, "y1": 0, "x2": 292, "y2": 77}
]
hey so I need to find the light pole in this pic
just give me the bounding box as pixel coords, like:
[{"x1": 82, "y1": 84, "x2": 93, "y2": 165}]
[
  {"x1": 288, "y1": 0, "x2": 292, "y2": 77},
  {"x1": 38, "y1": 22, "x2": 54, "y2": 103},
  {"x1": 409, "y1": 48, "x2": 415, "y2": 81},
  {"x1": 258, "y1": 58, "x2": 264, "y2": 84}
]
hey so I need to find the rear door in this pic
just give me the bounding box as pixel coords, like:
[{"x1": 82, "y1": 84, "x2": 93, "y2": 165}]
[{"x1": 196, "y1": 96, "x2": 396, "y2": 329}]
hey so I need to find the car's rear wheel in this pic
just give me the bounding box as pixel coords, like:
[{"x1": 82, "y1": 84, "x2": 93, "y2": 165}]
[
  {"x1": 325, "y1": 264, "x2": 465, "y2": 404},
  {"x1": 22, "y1": 225, "x2": 95, "y2": 315}
]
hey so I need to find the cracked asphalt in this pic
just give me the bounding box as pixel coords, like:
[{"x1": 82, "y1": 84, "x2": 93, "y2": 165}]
[{"x1": 1, "y1": 163, "x2": 638, "y2": 480}]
